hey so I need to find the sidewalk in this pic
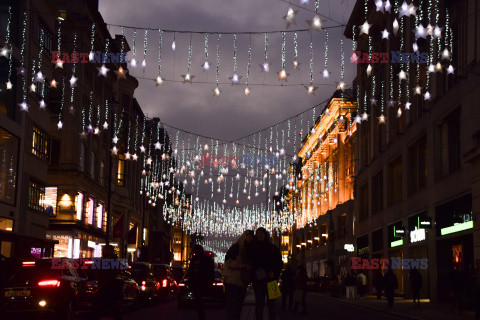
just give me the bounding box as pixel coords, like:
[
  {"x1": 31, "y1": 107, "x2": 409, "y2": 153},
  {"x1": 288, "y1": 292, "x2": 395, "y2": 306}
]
[{"x1": 312, "y1": 292, "x2": 475, "y2": 320}]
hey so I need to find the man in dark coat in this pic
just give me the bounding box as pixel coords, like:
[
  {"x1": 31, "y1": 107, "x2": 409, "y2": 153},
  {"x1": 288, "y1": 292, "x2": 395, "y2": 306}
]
[
  {"x1": 384, "y1": 266, "x2": 398, "y2": 308},
  {"x1": 410, "y1": 268, "x2": 422, "y2": 306},
  {"x1": 374, "y1": 272, "x2": 384, "y2": 300},
  {"x1": 281, "y1": 264, "x2": 295, "y2": 311},
  {"x1": 250, "y1": 227, "x2": 283, "y2": 320},
  {"x1": 186, "y1": 245, "x2": 215, "y2": 320}
]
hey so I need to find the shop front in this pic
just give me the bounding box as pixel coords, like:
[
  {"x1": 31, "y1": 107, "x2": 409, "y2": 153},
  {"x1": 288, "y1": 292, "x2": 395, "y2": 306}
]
[
  {"x1": 388, "y1": 222, "x2": 405, "y2": 295},
  {"x1": 47, "y1": 230, "x2": 108, "y2": 258},
  {"x1": 407, "y1": 212, "x2": 430, "y2": 299},
  {"x1": 435, "y1": 194, "x2": 474, "y2": 302}
]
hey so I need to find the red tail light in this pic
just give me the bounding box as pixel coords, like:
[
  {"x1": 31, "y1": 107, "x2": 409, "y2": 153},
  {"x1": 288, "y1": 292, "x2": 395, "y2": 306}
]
[
  {"x1": 38, "y1": 280, "x2": 60, "y2": 287},
  {"x1": 162, "y1": 279, "x2": 168, "y2": 287},
  {"x1": 84, "y1": 260, "x2": 93, "y2": 265},
  {"x1": 178, "y1": 283, "x2": 185, "y2": 287},
  {"x1": 22, "y1": 261, "x2": 35, "y2": 267},
  {"x1": 213, "y1": 282, "x2": 223, "y2": 286},
  {"x1": 141, "y1": 281, "x2": 146, "y2": 286}
]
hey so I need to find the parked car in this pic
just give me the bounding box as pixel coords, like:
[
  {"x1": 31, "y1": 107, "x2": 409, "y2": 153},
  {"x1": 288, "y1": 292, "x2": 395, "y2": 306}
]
[
  {"x1": 151, "y1": 264, "x2": 178, "y2": 300},
  {"x1": 129, "y1": 262, "x2": 161, "y2": 304},
  {"x1": 170, "y1": 266, "x2": 185, "y2": 284},
  {"x1": 2, "y1": 259, "x2": 96, "y2": 319},
  {"x1": 177, "y1": 269, "x2": 225, "y2": 309},
  {"x1": 79, "y1": 261, "x2": 140, "y2": 312}
]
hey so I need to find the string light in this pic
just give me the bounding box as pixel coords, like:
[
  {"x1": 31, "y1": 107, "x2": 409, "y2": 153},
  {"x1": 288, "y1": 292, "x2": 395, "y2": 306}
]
[
  {"x1": 293, "y1": 32, "x2": 300, "y2": 69},
  {"x1": 278, "y1": 32, "x2": 288, "y2": 81},
  {"x1": 202, "y1": 33, "x2": 210, "y2": 71},
  {"x1": 322, "y1": 30, "x2": 329, "y2": 78},
  {"x1": 181, "y1": 34, "x2": 194, "y2": 84},
  {"x1": 229, "y1": 34, "x2": 241, "y2": 84},
  {"x1": 245, "y1": 36, "x2": 252, "y2": 95},
  {"x1": 156, "y1": 29, "x2": 163, "y2": 86},
  {"x1": 142, "y1": 29, "x2": 148, "y2": 69},
  {"x1": 130, "y1": 28, "x2": 137, "y2": 67},
  {"x1": 261, "y1": 33, "x2": 270, "y2": 72},
  {"x1": 213, "y1": 34, "x2": 221, "y2": 96}
]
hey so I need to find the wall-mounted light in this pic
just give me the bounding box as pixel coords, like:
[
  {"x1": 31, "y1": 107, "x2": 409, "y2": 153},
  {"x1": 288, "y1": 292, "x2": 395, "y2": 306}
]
[{"x1": 59, "y1": 194, "x2": 73, "y2": 208}]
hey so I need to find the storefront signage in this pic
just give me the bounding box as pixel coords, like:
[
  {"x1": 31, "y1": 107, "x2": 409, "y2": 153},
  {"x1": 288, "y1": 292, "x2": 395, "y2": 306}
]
[
  {"x1": 410, "y1": 227, "x2": 426, "y2": 243},
  {"x1": 418, "y1": 217, "x2": 432, "y2": 229},
  {"x1": 390, "y1": 239, "x2": 403, "y2": 247},
  {"x1": 394, "y1": 226, "x2": 406, "y2": 237},
  {"x1": 440, "y1": 221, "x2": 473, "y2": 236},
  {"x1": 344, "y1": 244, "x2": 355, "y2": 252}
]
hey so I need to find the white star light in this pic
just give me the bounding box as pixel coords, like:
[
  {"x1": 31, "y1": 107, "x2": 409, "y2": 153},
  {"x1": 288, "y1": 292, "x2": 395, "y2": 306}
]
[
  {"x1": 39, "y1": 100, "x2": 46, "y2": 109},
  {"x1": 322, "y1": 69, "x2": 329, "y2": 78},
  {"x1": 397, "y1": 107, "x2": 402, "y2": 118},
  {"x1": 202, "y1": 61, "x2": 210, "y2": 71},
  {"x1": 57, "y1": 120, "x2": 63, "y2": 129},
  {"x1": 171, "y1": 40, "x2": 176, "y2": 51},
  {"x1": 140, "y1": 145, "x2": 146, "y2": 153},
  {"x1": 181, "y1": 72, "x2": 194, "y2": 84},
  {"x1": 424, "y1": 91, "x2": 431, "y2": 100},
  {"x1": 244, "y1": 87, "x2": 251, "y2": 96},
  {"x1": 393, "y1": 18, "x2": 399, "y2": 35},
  {"x1": 412, "y1": 42, "x2": 419, "y2": 52},
  {"x1": 416, "y1": 24, "x2": 427, "y2": 38},
  {"x1": 306, "y1": 14, "x2": 322, "y2": 32},
  {"x1": 229, "y1": 73, "x2": 241, "y2": 84},
  {"x1": 0, "y1": 46, "x2": 10, "y2": 57},
  {"x1": 433, "y1": 26, "x2": 442, "y2": 38},
  {"x1": 305, "y1": 83, "x2": 318, "y2": 95},
  {"x1": 405, "y1": 102, "x2": 411, "y2": 110},
  {"x1": 212, "y1": 86, "x2": 221, "y2": 97},
  {"x1": 97, "y1": 64, "x2": 109, "y2": 76},
  {"x1": 354, "y1": 115, "x2": 362, "y2": 124},
  {"x1": 89, "y1": 51, "x2": 95, "y2": 61},
  {"x1": 447, "y1": 65, "x2": 455, "y2": 74},
  {"x1": 146, "y1": 157, "x2": 153, "y2": 165},
  {"x1": 94, "y1": 127, "x2": 100, "y2": 135},
  {"x1": 130, "y1": 58, "x2": 137, "y2": 68},
  {"x1": 112, "y1": 136, "x2": 119, "y2": 144},
  {"x1": 103, "y1": 121, "x2": 108, "y2": 129},
  {"x1": 69, "y1": 75, "x2": 78, "y2": 86},
  {"x1": 378, "y1": 114, "x2": 386, "y2": 123},
  {"x1": 360, "y1": 21, "x2": 371, "y2": 35},
  {"x1": 337, "y1": 81, "x2": 346, "y2": 91},
  {"x1": 55, "y1": 59, "x2": 64, "y2": 68},
  {"x1": 375, "y1": 0, "x2": 384, "y2": 12},
  {"x1": 261, "y1": 61, "x2": 270, "y2": 72},
  {"x1": 19, "y1": 101, "x2": 29, "y2": 111},
  {"x1": 30, "y1": 83, "x2": 36, "y2": 92},
  {"x1": 132, "y1": 154, "x2": 138, "y2": 161},
  {"x1": 36, "y1": 71, "x2": 45, "y2": 82},
  {"x1": 441, "y1": 48, "x2": 450, "y2": 60},
  {"x1": 398, "y1": 70, "x2": 407, "y2": 80},
  {"x1": 141, "y1": 59, "x2": 146, "y2": 69},
  {"x1": 283, "y1": 7, "x2": 298, "y2": 29},
  {"x1": 6, "y1": 81, "x2": 12, "y2": 90},
  {"x1": 436, "y1": 62, "x2": 442, "y2": 72},
  {"x1": 399, "y1": 1, "x2": 409, "y2": 17},
  {"x1": 155, "y1": 75, "x2": 163, "y2": 86},
  {"x1": 384, "y1": 0, "x2": 392, "y2": 12},
  {"x1": 278, "y1": 69, "x2": 289, "y2": 81},
  {"x1": 155, "y1": 142, "x2": 162, "y2": 150},
  {"x1": 362, "y1": 112, "x2": 369, "y2": 121},
  {"x1": 428, "y1": 64, "x2": 435, "y2": 73},
  {"x1": 293, "y1": 60, "x2": 300, "y2": 69},
  {"x1": 382, "y1": 28, "x2": 389, "y2": 39},
  {"x1": 415, "y1": 86, "x2": 422, "y2": 94},
  {"x1": 111, "y1": 146, "x2": 118, "y2": 155},
  {"x1": 366, "y1": 64, "x2": 373, "y2": 76}
]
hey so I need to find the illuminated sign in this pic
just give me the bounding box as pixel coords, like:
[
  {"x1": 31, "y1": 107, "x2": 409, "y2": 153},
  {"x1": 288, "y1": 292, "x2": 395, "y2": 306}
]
[
  {"x1": 344, "y1": 244, "x2": 355, "y2": 252},
  {"x1": 390, "y1": 239, "x2": 403, "y2": 247},
  {"x1": 440, "y1": 221, "x2": 473, "y2": 236},
  {"x1": 410, "y1": 227, "x2": 426, "y2": 243},
  {"x1": 418, "y1": 217, "x2": 432, "y2": 229},
  {"x1": 394, "y1": 226, "x2": 406, "y2": 237}
]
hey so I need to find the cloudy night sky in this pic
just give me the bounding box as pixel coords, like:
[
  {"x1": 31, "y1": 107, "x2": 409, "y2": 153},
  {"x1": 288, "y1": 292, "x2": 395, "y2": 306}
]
[{"x1": 99, "y1": 0, "x2": 357, "y2": 142}]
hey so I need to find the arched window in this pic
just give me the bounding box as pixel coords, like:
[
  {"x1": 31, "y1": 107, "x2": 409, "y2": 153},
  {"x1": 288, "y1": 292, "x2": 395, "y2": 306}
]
[
  {"x1": 79, "y1": 143, "x2": 86, "y2": 172},
  {"x1": 90, "y1": 152, "x2": 96, "y2": 179}
]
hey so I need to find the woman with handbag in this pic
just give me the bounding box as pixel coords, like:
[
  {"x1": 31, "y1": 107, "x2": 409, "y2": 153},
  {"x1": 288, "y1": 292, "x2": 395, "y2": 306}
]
[{"x1": 224, "y1": 230, "x2": 255, "y2": 320}]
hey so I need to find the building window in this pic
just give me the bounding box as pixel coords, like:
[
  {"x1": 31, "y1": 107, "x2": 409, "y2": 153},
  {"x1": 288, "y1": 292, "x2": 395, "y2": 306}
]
[
  {"x1": 0, "y1": 127, "x2": 18, "y2": 205},
  {"x1": 173, "y1": 252, "x2": 181, "y2": 261},
  {"x1": 38, "y1": 21, "x2": 53, "y2": 54},
  {"x1": 86, "y1": 198, "x2": 94, "y2": 225},
  {"x1": 358, "y1": 183, "x2": 369, "y2": 222},
  {"x1": 408, "y1": 136, "x2": 427, "y2": 195},
  {"x1": 75, "y1": 192, "x2": 84, "y2": 220},
  {"x1": 0, "y1": 217, "x2": 13, "y2": 232},
  {"x1": 44, "y1": 187, "x2": 58, "y2": 215},
  {"x1": 387, "y1": 156, "x2": 403, "y2": 206},
  {"x1": 90, "y1": 152, "x2": 96, "y2": 179},
  {"x1": 281, "y1": 251, "x2": 289, "y2": 264},
  {"x1": 96, "y1": 203, "x2": 104, "y2": 229},
  {"x1": 32, "y1": 125, "x2": 49, "y2": 160},
  {"x1": 371, "y1": 171, "x2": 383, "y2": 215},
  {"x1": 79, "y1": 143, "x2": 86, "y2": 172},
  {"x1": 28, "y1": 180, "x2": 45, "y2": 212},
  {"x1": 100, "y1": 161, "x2": 105, "y2": 186},
  {"x1": 281, "y1": 236, "x2": 289, "y2": 246},
  {"x1": 117, "y1": 154, "x2": 125, "y2": 186}
]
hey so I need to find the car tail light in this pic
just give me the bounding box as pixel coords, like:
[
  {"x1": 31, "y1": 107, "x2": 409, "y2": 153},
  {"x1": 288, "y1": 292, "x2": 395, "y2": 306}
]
[
  {"x1": 178, "y1": 283, "x2": 185, "y2": 287},
  {"x1": 38, "y1": 280, "x2": 60, "y2": 287},
  {"x1": 213, "y1": 282, "x2": 223, "y2": 287},
  {"x1": 162, "y1": 279, "x2": 168, "y2": 287},
  {"x1": 84, "y1": 260, "x2": 93, "y2": 265},
  {"x1": 22, "y1": 261, "x2": 35, "y2": 267},
  {"x1": 142, "y1": 281, "x2": 146, "y2": 286}
]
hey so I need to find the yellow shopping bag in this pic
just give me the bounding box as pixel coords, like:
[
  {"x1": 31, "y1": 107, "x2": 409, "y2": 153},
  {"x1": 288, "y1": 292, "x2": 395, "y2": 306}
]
[{"x1": 267, "y1": 280, "x2": 281, "y2": 300}]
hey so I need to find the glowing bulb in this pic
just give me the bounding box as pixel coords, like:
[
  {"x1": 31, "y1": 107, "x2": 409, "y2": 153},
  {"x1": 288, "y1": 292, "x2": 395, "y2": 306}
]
[
  {"x1": 172, "y1": 40, "x2": 176, "y2": 51},
  {"x1": 244, "y1": 87, "x2": 251, "y2": 96},
  {"x1": 203, "y1": 61, "x2": 210, "y2": 71},
  {"x1": 322, "y1": 69, "x2": 329, "y2": 78}
]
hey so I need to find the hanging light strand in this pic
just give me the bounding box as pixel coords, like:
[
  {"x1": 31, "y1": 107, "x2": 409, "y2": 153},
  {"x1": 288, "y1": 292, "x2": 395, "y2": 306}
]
[
  {"x1": 294, "y1": 32, "x2": 298, "y2": 61},
  {"x1": 281, "y1": 32, "x2": 286, "y2": 69},
  {"x1": 324, "y1": 29, "x2": 328, "y2": 69},
  {"x1": 90, "y1": 23, "x2": 95, "y2": 52},
  {"x1": 158, "y1": 29, "x2": 163, "y2": 75},
  {"x1": 264, "y1": 33, "x2": 268, "y2": 61},
  {"x1": 309, "y1": 34, "x2": 314, "y2": 83},
  {"x1": 187, "y1": 33, "x2": 193, "y2": 72},
  {"x1": 233, "y1": 34, "x2": 238, "y2": 72},
  {"x1": 246, "y1": 36, "x2": 252, "y2": 87},
  {"x1": 216, "y1": 34, "x2": 221, "y2": 86}
]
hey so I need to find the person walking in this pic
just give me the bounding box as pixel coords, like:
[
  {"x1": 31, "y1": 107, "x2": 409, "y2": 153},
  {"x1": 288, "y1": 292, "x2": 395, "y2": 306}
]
[
  {"x1": 224, "y1": 230, "x2": 255, "y2": 320},
  {"x1": 410, "y1": 268, "x2": 422, "y2": 306},
  {"x1": 250, "y1": 227, "x2": 283, "y2": 320},
  {"x1": 384, "y1": 266, "x2": 398, "y2": 308},
  {"x1": 373, "y1": 272, "x2": 384, "y2": 300},
  {"x1": 345, "y1": 273, "x2": 356, "y2": 299},
  {"x1": 293, "y1": 265, "x2": 308, "y2": 315},
  {"x1": 357, "y1": 272, "x2": 367, "y2": 299},
  {"x1": 280, "y1": 264, "x2": 295, "y2": 311},
  {"x1": 186, "y1": 245, "x2": 215, "y2": 320}
]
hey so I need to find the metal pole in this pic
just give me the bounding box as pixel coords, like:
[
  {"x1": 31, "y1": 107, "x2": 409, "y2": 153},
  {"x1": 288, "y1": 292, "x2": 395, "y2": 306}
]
[{"x1": 106, "y1": 102, "x2": 115, "y2": 246}]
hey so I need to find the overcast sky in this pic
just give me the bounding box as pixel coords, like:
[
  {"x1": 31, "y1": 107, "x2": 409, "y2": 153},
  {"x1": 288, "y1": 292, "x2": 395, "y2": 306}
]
[{"x1": 99, "y1": 0, "x2": 356, "y2": 142}]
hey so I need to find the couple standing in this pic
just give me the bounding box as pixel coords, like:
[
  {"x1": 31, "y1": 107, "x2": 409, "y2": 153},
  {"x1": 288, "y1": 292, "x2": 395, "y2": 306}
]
[{"x1": 224, "y1": 228, "x2": 283, "y2": 320}]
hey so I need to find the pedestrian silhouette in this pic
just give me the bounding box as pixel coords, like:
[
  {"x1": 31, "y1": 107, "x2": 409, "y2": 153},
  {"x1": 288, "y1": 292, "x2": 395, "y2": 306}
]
[
  {"x1": 410, "y1": 267, "x2": 422, "y2": 306},
  {"x1": 384, "y1": 266, "x2": 398, "y2": 308}
]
